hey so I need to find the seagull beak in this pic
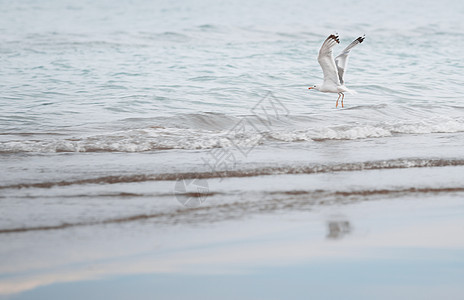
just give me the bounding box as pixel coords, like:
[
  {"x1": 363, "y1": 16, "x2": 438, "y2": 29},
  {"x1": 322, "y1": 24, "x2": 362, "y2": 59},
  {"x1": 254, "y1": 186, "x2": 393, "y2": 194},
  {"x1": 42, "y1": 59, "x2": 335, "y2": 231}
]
[{"x1": 308, "y1": 87, "x2": 313, "y2": 90}]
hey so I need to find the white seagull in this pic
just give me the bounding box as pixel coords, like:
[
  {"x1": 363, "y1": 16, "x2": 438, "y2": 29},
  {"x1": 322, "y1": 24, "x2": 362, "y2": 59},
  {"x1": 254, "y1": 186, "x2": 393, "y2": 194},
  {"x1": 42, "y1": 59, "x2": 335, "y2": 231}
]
[{"x1": 308, "y1": 34, "x2": 365, "y2": 108}]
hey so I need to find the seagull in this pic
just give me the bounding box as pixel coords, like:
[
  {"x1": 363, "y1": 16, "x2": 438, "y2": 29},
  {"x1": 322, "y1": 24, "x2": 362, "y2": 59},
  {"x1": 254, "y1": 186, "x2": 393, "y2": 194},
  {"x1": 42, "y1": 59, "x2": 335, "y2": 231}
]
[{"x1": 308, "y1": 34, "x2": 365, "y2": 108}]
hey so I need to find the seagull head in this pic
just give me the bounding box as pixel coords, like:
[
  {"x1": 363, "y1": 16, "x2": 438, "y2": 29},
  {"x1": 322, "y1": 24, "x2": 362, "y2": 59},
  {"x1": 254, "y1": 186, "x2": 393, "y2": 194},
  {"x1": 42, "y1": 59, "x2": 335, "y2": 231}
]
[{"x1": 308, "y1": 85, "x2": 320, "y2": 91}]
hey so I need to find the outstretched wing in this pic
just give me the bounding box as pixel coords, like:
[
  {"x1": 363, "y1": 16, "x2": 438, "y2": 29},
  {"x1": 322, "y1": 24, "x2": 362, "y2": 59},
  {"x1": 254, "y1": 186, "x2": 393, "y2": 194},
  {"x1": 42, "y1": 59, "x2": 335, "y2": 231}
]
[
  {"x1": 335, "y1": 35, "x2": 365, "y2": 85},
  {"x1": 317, "y1": 34, "x2": 341, "y2": 87}
]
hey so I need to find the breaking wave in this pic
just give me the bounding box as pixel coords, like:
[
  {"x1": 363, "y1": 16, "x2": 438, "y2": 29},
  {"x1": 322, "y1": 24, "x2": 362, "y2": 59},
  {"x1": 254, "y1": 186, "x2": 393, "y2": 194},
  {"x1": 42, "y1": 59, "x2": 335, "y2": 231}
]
[{"x1": 1, "y1": 112, "x2": 464, "y2": 153}]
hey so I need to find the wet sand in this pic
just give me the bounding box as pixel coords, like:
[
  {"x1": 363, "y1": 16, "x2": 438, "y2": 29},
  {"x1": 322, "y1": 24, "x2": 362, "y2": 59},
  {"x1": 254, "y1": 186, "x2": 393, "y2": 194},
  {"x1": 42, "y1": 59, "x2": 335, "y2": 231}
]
[{"x1": 1, "y1": 163, "x2": 464, "y2": 299}]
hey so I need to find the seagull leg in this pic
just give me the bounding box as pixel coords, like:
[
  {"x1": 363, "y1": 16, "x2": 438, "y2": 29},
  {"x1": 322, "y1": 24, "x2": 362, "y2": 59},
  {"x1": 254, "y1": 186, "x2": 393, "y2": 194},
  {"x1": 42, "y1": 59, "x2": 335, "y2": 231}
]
[
  {"x1": 336, "y1": 93, "x2": 341, "y2": 108},
  {"x1": 341, "y1": 93, "x2": 345, "y2": 108}
]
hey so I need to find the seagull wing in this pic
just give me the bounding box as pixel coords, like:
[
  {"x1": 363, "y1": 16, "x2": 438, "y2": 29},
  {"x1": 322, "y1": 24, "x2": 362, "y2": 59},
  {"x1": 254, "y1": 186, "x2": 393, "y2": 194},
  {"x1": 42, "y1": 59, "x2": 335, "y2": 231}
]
[
  {"x1": 317, "y1": 34, "x2": 341, "y2": 87},
  {"x1": 335, "y1": 35, "x2": 365, "y2": 85}
]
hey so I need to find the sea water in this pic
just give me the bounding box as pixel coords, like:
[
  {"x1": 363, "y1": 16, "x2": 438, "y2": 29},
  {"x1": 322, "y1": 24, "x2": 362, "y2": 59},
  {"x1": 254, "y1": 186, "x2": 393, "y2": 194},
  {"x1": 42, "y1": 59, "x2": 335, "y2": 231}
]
[{"x1": 1, "y1": 0, "x2": 464, "y2": 298}]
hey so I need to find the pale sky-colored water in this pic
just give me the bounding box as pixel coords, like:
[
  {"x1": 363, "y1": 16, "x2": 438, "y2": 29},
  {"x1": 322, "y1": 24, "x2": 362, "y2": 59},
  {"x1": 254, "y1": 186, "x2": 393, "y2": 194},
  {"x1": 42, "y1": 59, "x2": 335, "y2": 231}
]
[{"x1": 1, "y1": 0, "x2": 464, "y2": 299}]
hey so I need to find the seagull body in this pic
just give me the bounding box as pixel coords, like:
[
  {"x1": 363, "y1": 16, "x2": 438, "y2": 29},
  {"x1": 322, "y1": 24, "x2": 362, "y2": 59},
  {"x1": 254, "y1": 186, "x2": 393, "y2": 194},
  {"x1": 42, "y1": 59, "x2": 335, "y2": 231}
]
[{"x1": 308, "y1": 34, "x2": 365, "y2": 107}]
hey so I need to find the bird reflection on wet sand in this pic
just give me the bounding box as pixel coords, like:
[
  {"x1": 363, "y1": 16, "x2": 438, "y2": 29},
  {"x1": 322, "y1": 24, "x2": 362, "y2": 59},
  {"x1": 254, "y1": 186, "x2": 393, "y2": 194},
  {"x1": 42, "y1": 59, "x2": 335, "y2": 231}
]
[{"x1": 327, "y1": 219, "x2": 352, "y2": 239}]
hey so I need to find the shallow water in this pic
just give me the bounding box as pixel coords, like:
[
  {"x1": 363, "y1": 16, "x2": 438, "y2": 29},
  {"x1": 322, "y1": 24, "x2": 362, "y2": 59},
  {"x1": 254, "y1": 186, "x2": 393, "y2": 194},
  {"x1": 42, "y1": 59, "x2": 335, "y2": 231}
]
[{"x1": 1, "y1": 0, "x2": 464, "y2": 298}]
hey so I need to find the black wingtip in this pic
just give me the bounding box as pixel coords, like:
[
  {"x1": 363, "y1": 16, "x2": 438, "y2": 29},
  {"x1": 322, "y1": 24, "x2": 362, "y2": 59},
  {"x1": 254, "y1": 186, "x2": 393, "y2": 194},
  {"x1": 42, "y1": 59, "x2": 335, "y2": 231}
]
[
  {"x1": 328, "y1": 34, "x2": 340, "y2": 44},
  {"x1": 357, "y1": 35, "x2": 365, "y2": 43}
]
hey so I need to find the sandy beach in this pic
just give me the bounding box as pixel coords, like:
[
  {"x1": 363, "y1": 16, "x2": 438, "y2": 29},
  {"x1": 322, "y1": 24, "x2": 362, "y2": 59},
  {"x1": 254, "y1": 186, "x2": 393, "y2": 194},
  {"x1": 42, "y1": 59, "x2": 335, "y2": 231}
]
[
  {"x1": 1, "y1": 184, "x2": 464, "y2": 299},
  {"x1": 2, "y1": 146, "x2": 464, "y2": 299}
]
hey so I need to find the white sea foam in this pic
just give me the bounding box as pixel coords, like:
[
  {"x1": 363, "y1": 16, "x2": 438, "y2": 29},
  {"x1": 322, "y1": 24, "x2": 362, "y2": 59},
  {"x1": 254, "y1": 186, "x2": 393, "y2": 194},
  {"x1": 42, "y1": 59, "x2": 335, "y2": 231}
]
[{"x1": 1, "y1": 116, "x2": 463, "y2": 153}]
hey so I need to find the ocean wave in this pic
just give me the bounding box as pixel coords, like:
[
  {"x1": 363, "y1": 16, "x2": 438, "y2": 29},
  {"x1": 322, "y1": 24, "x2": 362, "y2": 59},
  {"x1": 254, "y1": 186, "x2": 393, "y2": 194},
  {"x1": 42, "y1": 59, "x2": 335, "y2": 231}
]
[
  {"x1": 1, "y1": 115, "x2": 463, "y2": 153},
  {"x1": 2, "y1": 158, "x2": 463, "y2": 190}
]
